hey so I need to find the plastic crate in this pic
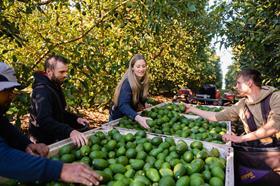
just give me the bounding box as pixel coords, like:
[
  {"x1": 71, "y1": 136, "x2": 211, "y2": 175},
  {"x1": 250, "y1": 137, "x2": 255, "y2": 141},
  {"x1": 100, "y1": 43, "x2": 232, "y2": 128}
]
[{"x1": 48, "y1": 127, "x2": 234, "y2": 186}]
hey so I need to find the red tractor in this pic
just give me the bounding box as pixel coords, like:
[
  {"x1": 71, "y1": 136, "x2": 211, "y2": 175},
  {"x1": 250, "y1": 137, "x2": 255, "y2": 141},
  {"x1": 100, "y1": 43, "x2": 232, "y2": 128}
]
[
  {"x1": 174, "y1": 84, "x2": 236, "y2": 106},
  {"x1": 173, "y1": 88, "x2": 194, "y2": 103}
]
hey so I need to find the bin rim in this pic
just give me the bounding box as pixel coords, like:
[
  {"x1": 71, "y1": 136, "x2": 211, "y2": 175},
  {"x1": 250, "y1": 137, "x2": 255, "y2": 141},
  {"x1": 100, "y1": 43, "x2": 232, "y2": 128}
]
[{"x1": 232, "y1": 143, "x2": 280, "y2": 152}]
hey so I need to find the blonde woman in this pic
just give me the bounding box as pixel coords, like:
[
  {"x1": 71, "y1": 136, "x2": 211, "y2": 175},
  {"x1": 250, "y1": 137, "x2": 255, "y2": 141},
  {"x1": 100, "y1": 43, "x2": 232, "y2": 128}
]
[{"x1": 110, "y1": 54, "x2": 151, "y2": 129}]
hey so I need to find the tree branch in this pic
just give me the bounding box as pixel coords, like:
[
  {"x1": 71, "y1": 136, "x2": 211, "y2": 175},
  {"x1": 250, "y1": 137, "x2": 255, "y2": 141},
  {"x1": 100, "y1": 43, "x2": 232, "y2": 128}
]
[
  {"x1": 31, "y1": 0, "x2": 129, "y2": 70},
  {"x1": 151, "y1": 47, "x2": 164, "y2": 60}
]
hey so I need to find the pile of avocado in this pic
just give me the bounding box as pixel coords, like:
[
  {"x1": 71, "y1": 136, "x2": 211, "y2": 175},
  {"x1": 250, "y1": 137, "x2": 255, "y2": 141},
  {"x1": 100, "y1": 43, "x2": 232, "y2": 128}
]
[
  {"x1": 119, "y1": 104, "x2": 227, "y2": 144},
  {"x1": 48, "y1": 130, "x2": 225, "y2": 186}
]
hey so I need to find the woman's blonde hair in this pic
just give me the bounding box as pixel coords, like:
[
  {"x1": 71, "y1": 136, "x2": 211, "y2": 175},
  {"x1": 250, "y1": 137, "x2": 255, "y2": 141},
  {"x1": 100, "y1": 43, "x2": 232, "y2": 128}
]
[{"x1": 113, "y1": 54, "x2": 149, "y2": 107}]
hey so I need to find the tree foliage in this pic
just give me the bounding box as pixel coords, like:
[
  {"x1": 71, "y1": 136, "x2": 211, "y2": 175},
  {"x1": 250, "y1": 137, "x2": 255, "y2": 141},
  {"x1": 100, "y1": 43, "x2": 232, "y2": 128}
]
[
  {"x1": 0, "y1": 0, "x2": 222, "y2": 119},
  {"x1": 225, "y1": 61, "x2": 240, "y2": 91},
  {"x1": 218, "y1": 0, "x2": 280, "y2": 88}
]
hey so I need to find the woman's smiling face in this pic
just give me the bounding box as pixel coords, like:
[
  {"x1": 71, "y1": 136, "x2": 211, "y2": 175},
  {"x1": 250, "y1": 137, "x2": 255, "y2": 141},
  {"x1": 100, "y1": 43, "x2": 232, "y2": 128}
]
[{"x1": 132, "y1": 59, "x2": 147, "y2": 78}]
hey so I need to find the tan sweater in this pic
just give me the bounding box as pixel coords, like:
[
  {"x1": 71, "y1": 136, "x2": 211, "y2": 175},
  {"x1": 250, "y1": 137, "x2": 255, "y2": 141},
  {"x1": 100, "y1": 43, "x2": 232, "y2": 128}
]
[{"x1": 216, "y1": 86, "x2": 280, "y2": 139}]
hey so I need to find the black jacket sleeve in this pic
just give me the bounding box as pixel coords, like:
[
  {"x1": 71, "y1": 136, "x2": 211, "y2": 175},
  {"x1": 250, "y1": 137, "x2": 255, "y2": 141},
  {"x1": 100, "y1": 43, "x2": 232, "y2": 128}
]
[
  {"x1": 64, "y1": 110, "x2": 79, "y2": 127},
  {"x1": 32, "y1": 88, "x2": 73, "y2": 139},
  {"x1": 0, "y1": 117, "x2": 31, "y2": 151}
]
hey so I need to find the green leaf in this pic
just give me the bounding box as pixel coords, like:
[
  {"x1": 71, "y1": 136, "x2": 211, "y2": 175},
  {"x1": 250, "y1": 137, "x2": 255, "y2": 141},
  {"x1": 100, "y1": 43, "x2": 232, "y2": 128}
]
[
  {"x1": 25, "y1": 6, "x2": 32, "y2": 14},
  {"x1": 187, "y1": 3, "x2": 196, "y2": 12},
  {"x1": 12, "y1": 55, "x2": 17, "y2": 62}
]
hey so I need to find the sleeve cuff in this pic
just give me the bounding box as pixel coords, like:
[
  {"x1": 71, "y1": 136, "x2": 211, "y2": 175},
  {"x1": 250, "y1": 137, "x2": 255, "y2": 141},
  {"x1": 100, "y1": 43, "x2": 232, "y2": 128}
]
[
  {"x1": 43, "y1": 159, "x2": 63, "y2": 181},
  {"x1": 20, "y1": 137, "x2": 33, "y2": 152},
  {"x1": 65, "y1": 127, "x2": 74, "y2": 137},
  {"x1": 131, "y1": 113, "x2": 138, "y2": 120}
]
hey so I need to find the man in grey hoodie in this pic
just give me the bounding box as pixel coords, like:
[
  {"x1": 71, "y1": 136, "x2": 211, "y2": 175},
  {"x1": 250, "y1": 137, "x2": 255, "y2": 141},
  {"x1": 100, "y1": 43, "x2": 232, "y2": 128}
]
[{"x1": 184, "y1": 69, "x2": 280, "y2": 144}]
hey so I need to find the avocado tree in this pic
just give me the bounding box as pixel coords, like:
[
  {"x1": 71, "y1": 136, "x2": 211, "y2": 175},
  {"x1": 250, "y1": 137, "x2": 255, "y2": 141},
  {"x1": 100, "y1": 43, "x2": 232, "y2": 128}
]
[
  {"x1": 0, "y1": 0, "x2": 222, "y2": 120},
  {"x1": 225, "y1": 61, "x2": 240, "y2": 91},
  {"x1": 217, "y1": 0, "x2": 280, "y2": 88}
]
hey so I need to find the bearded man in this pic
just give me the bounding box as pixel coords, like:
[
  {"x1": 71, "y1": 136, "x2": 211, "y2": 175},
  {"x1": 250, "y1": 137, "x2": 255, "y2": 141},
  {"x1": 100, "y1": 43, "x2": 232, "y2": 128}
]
[{"x1": 29, "y1": 55, "x2": 89, "y2": 146}]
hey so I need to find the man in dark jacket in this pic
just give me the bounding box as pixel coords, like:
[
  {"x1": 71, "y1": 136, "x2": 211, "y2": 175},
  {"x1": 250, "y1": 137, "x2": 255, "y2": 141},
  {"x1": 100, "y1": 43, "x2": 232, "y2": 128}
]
[
  {"x1": 29, "y1": 55, "x2": 89, "y2": 146},
  {"x1": 0, "y1": 62, "x2": 101, "y2": 185}
]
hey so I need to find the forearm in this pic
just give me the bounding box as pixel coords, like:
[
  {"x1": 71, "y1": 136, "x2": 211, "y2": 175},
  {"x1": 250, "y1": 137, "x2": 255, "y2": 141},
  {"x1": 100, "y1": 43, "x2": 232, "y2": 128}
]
[
  {"x1": 39, "y1": 117, "x2": 73, "y2": 139},
  {"x1": 64, "y1": 111, "x2": 79, "y2": 125},
  {"x1": 188, "y1": 107, "x2": 218, "y2": 122},
  {"x1": 119, "y1": 104, "x2": 138, "y2": 120},
  {"x1": 241, "y1": 122, "x2": 279, "y2": 142},
  {"x1": 0, "y1": 138, "x2": 62, "y2": 182}
]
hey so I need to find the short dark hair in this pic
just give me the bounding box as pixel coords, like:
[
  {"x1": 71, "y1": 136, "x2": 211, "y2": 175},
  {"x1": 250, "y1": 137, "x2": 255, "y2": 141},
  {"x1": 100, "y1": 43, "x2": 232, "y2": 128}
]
[
  {"x1": 237, "y1": 69, "x2": 262, "y2": 87},
  {"x1": 44, "y1": 55, "x2": 69, "y2": 71}
]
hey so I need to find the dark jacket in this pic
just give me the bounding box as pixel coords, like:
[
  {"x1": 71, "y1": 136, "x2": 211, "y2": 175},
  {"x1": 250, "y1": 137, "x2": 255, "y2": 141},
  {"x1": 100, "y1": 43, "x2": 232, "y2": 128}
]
[
  {"x1": 29, "y1": 72, "x2": 80, "y2": 145},
  {"x1": 0, "y1": 107, "x2": 62, "y2": 182},
  {"x1": 110, "y1": 78, "x2": 146, "y2": 120}
]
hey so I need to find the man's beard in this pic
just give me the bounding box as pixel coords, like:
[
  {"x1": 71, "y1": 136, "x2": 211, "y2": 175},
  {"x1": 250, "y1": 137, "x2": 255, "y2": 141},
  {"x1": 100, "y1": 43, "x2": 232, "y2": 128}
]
[{"x1": 50, "y1": 75, "x2": 64, "y2": 86}]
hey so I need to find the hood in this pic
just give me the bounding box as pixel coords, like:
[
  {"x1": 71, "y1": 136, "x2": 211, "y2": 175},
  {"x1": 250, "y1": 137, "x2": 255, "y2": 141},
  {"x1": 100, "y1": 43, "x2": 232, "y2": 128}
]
[
  {"x1": 246, "y1": 86, "x2": 278, "y2": 105},
  {"x1": 33, "y1": 71, "x2": 59, "y2": 90}
]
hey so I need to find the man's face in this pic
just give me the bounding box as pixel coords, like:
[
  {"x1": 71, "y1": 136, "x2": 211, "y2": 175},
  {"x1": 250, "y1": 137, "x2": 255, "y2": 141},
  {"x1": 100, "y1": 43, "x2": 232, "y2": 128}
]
[
  {"x1": 235, "y1": 76, "x2": 251, "y2": 96},
  {"x1": 48, "y1": 61, "x2": 68, "y2": 85},
  {"x1": 0, "y1": 88, "x2": 16, "y2": 108}
]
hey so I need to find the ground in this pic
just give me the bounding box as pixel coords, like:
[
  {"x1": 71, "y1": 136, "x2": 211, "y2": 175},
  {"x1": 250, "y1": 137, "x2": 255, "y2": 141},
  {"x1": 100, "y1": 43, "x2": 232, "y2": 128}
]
[{"x1": 19, "y1": 95, "x2": 173, "y2": 134}]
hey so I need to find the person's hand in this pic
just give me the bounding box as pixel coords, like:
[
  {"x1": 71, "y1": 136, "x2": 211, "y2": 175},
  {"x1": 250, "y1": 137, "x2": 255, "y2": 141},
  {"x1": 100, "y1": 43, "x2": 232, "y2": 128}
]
[
  {"x1": 70, "y1": 130, "x2": 88, "y2": 147},
  {"x1": 60, "y1": 163, "x2": 102, "y2": 186},
  {"x1": 145, "y1": 103, "x2": 152, "y2": 109},
  {"x1": 135, "y1": 115, "x2": 151, "y2": 129},
  {"x1": 183, "y1": 103, "x2": 193, "y2": 113},
  {"x1": 77, "y1": 117, "x2": 89, "y2": 126},
  {"x1": 222, "y1": 133, "x2": 243, "y2": 143},
  {"x1": 25, "y1": 143, "x2": 49, "y2": 157}
]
